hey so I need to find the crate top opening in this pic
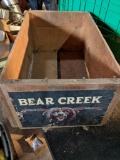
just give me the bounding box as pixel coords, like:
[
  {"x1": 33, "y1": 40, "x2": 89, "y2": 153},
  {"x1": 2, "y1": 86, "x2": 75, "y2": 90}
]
[{"x1": 1, "y1": 11, "x2": 120, "y2": 80}]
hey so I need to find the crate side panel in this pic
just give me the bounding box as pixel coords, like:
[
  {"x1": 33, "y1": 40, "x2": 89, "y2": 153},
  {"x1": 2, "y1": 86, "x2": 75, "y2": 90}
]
[
  {"x1": 1, "y1": 13, "x2": 31, "y2": 79},
  {"x1": 0, "y1": 82, "x2": 119, "y2": 128},
  {"x1": 84, "y1": 14, "x2": 120, "y2": 78}
]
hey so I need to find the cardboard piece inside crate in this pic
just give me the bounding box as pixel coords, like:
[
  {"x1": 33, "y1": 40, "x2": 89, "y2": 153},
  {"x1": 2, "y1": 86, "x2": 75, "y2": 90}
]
[{"x1": 0, "y1": 11, "x2": 120, "y2": 128}]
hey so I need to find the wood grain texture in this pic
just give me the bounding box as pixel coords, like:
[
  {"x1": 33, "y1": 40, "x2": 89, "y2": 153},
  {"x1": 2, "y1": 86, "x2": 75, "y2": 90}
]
[
  {"x1": 0, "y1": 82, "x2": 120, "y2": 128},
  {"x1": 32, "y1": 51, "x2": 57, "y2": 79},
  {"x1": 83, "y1": 14, "x2": 120, "y2": 78}
]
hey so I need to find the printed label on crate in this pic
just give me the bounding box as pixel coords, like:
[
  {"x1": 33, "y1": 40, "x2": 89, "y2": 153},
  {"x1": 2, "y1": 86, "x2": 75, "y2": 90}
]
[{"x1": 8, "y1": 90, "x2": 115, "y2": 127}]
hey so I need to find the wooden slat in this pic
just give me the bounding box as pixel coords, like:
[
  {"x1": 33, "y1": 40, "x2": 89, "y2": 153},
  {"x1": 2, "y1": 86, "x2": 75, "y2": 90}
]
[
  {"x1": 19, "y1": 37, "x2": 33, "y2": 79},
  {"x1": 32, "y1": 51, "x2": 57, "y2": 79},
  {"x1": 59, "y1": 51, "x2": 88, "y2": 79}
]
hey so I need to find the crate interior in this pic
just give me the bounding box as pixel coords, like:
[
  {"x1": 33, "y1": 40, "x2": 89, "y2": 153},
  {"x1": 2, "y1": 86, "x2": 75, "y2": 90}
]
[
  {"x1": 1, "y1": 11, "x2": 120, "y2": 79},
  {"x1": 31, "y1": 37, "x2": 87, "y2": 79}
]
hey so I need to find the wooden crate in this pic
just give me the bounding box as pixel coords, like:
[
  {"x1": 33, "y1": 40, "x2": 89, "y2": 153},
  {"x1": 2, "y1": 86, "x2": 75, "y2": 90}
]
[{"x1": 0, "y1": 11, "x2": 120, "y2": 128}]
